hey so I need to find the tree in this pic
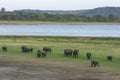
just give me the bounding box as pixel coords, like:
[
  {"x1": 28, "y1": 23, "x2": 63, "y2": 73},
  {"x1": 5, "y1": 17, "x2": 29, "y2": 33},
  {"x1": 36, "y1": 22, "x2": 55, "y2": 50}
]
[
  {"x1": 92, "y1": 14, "x2": 107, "y2": 22},
  {"x1": 1, "y1": 8, "x2": 6, "y2": 12},
  {"x1": 108, "y1": 14, "x2": 119, "y2": 22}
]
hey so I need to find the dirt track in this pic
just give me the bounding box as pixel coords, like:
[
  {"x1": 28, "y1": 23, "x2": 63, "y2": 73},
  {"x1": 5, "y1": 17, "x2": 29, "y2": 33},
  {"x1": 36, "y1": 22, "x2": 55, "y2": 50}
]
[{"x1": 0, "y1": 56, "x2": 119, "y2": 80}]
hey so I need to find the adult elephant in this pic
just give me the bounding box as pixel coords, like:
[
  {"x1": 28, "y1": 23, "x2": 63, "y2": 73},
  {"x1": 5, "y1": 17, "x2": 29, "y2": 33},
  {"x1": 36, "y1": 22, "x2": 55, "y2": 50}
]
[
  {"x1": 36, "y1": 50, "x2": 47, "y2": 58},
  {"x1": 43, "y1": 47, "x2": 51, "y2": 53},
  {"x1": 73, "y1": 49, "x2": 79, "y2": 58},
  {"x1": 86, "y1": 52, "x2": 92, "y2": 59},
  {"x1": 2, "y1": 46, "x2": 7, "y2": 52},
  {"x1": 28, "y1": 48, "x2": 33, "y2": 52},
  {"x1": 91, "y1": 60, "x2": 100, "y2": 67},
  {"x1": 64, "y1": 49, "x2": 72, "y2": 57},
  {"x1": 21, "y1": 46, "x2": 33, "y2": 53},
  {"x1": 41, "y1": 51, "x2": 47, "y2": 57},
  {"x1": 36, "y1": 50, "x2": 42, "y2": 58},
  {"x1": 107, "y1": 56, "x2": 112, "y2": 61},
  {"x1": 21, "y1": 46, "x2": 27, "y2": 52}
]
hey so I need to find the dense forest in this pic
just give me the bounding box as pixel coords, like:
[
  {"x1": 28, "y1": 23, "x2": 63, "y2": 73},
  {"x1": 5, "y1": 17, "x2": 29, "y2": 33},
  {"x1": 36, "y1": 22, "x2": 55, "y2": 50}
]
[{"x1": 0, "y1": 7, "x2": 120, "y2": 22}]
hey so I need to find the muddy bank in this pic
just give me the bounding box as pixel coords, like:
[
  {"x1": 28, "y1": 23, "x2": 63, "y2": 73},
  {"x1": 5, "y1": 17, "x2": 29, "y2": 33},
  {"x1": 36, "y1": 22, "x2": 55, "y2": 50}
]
[
  {"x1": 0, "y1": 56, "x2": 119, "y2": 80},
  {"x1": 0, "y1": 66, "x2": 119, "y2": 80}
]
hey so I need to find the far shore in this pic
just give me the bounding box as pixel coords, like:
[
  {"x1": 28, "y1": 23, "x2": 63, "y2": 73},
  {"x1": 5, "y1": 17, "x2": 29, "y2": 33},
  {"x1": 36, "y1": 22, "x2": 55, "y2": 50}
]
[{"x1": 0, "y1": 20, "x2": 120, "y2": 25}]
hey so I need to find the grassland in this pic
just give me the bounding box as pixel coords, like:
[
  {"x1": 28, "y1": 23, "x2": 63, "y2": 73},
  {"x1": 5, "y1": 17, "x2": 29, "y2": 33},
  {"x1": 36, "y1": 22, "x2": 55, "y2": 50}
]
[
  {"x1": 0, "y1": 20, "x2": 120, "y2": 25},
  {"x1": 0, "y1": 36, "x2": 120, "y2": 74}
]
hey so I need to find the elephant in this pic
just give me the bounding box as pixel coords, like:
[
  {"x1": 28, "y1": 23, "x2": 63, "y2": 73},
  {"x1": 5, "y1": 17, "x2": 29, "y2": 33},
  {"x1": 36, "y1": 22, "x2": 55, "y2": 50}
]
[
  {"x1": 2, "y1": 46, "x2": 7, "y2": 52},
  {"x1": 36, "y1": 50, "x2": 42, "y2": 58},
  {"x1": 21, "y1": 46, "x2": 33, "y2": 53},
  {"x1": 91, "y1": 60, "x2": 99, "y2": 67},
  {"x1": 21, "y1": 46, "x2": 27, "y2": 49},
  {"x1": 107, "y1": 56, "x2": 112, "y2": 61},
  {"x1": 36, "y1": 50, "x2": 47, "y2": 58},
  {"x1": 43, "y1": 47, "x2": 51, "y2": 53},
  {"x1": 41, "y1": 51, "x2": 47, "y2": 57},
  {"x1": 21, "y1": 46, "x2": 27, "y2": 52},
  {"x1": 28, "y1": 48, "x2": 33, "y2": 52},
  {"x1": 73, "y1": 49, "x2": 79, "y2": 58},
  {"x1": 64, "y1": 49, "x2": 72, "y2": 57},
  {"x1": 86, "y1": 52, "x2": 92, "y2": 59}
]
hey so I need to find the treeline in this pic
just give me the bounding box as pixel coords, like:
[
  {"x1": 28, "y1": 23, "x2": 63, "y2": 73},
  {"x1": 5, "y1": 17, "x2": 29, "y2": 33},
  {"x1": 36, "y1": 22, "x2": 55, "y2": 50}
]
[{"x1": 0, "y1": 11, "x2": 120, "y2": 22}]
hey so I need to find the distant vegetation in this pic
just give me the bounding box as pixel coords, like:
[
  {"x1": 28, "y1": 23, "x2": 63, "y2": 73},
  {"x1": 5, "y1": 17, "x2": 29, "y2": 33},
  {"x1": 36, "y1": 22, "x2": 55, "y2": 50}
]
[{"x1": 0, "y1": 7, "x2": 120, "y2": 22}]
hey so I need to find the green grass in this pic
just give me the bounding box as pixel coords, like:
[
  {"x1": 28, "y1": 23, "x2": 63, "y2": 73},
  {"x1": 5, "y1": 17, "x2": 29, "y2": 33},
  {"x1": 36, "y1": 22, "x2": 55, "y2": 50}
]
[{"x1": 0, "y1": 36, "x2": 120, "y2": 73}]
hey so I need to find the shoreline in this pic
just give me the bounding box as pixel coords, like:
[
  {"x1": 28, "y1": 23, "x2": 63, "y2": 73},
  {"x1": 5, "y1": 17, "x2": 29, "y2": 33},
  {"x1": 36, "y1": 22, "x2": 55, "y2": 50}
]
[
  {"x1": 0, "y1": 35, "x2": 120, "y2": 39},
  {"x1": 0, "y1": 20, "x2": 120, "y2": 25}
]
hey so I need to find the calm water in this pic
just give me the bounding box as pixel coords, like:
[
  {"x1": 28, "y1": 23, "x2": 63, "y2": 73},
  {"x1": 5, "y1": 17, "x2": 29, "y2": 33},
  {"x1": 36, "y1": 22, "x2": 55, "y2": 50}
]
[{"x1": 0, "y1": 24, "x2": 120, "y2": 37}]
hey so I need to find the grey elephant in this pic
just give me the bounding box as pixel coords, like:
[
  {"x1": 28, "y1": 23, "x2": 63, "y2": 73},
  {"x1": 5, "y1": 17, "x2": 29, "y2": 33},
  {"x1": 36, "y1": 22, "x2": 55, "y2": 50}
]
[
  {"x1": 36, "y1": 50, "x2": 42, "y2": 58},
  {"x1": 64, "y1": 49, "x2": 72, "y2": 57},
  {"x1": 41, "y1": 51, "x2": 47, "y2": 57},
  {"x1": 86, "y1": 52, "x2": 92, "y2": 59},
  {"x1": 36, "y1": 50, "x2": 47, "y2": 58},
  {"x1": 73, "y1": 49, "x2": 79, "y2": 58},
  {"x1": 91, "y1": 60, "x2": 100, "y2": 67},
  {"x1": 2, "y1": 46, "x2": 7, "y2": 52},
  {"x1": 43, "y1": 47, "x2": 51, "y2": 53},
  {"x1": 107, "y1": 56, "x2": 112, "y2": 61},
  {"x1": 21, "y1": 46, "x2": 33, "y2": 53}
]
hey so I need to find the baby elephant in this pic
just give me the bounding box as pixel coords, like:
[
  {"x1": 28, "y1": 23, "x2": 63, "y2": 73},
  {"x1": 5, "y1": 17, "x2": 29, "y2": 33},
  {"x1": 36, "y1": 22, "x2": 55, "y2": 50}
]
[
  {"x1": 86, "y1": 52, "x2": 92, "y2": 59},
  {"x1": 91, "y1": 60, "x2": 99, "y2": 67},
  {"x1": 2, "y1": 46, "x2": 7, "y2": 52},
  {"x1": 107, "y1": 56, "x2": 112, "y2": 61}
]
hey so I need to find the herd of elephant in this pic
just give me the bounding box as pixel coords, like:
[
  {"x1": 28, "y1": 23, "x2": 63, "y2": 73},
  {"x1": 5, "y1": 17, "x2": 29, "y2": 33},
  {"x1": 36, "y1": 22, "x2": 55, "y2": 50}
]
[
  {"x1": 21, "y1": 46, "x2": 51, "y2": 58},
  {"x1": 1, "y1": 46, "x2": 113, "y2": 67},
  {"x1": 64, "y1": 49, "x2": 113, "y2": 67}
]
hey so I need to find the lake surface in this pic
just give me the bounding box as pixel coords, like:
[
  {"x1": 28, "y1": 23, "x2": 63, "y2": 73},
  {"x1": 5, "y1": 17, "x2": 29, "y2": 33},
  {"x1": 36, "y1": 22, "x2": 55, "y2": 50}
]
[{"x1": 0, "y1": 24, "x2": 120, "y2": 37}]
